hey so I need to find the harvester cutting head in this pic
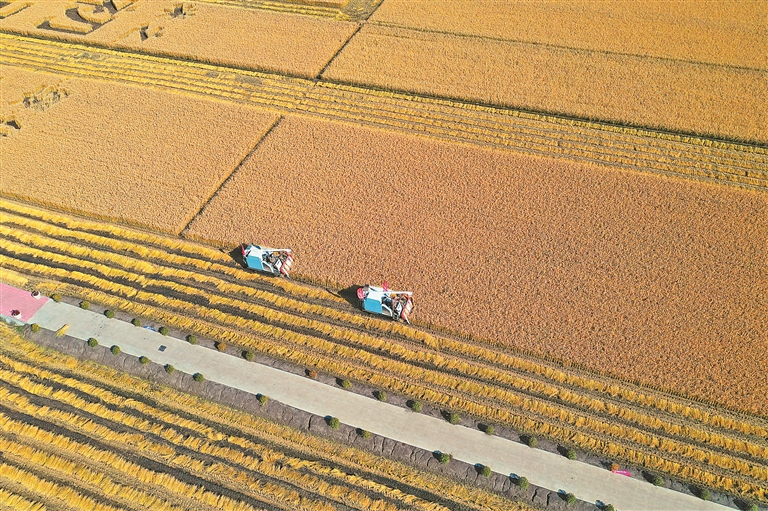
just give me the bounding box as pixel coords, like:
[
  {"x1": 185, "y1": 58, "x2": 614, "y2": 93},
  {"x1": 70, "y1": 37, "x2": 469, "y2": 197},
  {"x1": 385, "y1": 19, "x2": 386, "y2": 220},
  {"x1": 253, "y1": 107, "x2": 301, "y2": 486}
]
[
  {"x1": 241, "y1": 244, "x2": 293, "y2": 277},
  {"x1": 357, "y1": 283, "x2": 414, "y2": 324}
]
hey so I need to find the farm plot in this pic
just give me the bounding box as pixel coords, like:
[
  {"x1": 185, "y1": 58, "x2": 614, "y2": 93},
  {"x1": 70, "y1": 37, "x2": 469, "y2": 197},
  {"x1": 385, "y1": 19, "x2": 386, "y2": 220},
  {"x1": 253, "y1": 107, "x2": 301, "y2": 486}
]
[
  {"x1": 0, "y1": 0, "x2": 358, "y2": 78},
  {"x1": 1, "y1": 197, "x2": 767, "y2": 504},
  {"x1": 185, "y1": 115, "x2": 768, "y2": 416},
  {"x1": 0, "y1": 65, "x2": 279, "y2": 233},
  {"x1": 322, "y1": 24, "x2": 768, "y2": 143},
  {"x1": 0, "y1": 324, "x2": 527, "y2": 511}
]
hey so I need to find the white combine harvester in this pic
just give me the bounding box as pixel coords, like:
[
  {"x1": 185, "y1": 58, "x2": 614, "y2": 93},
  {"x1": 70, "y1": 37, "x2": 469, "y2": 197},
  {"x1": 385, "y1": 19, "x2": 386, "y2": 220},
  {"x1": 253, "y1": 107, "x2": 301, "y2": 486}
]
[
  {"x1": 241, "y1": 244, "x2": 293, "y2": 278},
  {"x1": 357, "y1": 282, "x2": 414, "y2": 324}
]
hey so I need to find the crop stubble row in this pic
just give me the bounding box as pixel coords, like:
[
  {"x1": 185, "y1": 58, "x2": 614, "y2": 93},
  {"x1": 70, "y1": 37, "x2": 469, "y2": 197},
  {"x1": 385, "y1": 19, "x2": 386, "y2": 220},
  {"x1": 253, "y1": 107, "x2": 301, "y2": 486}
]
[
  {"x1": 1, "y1": 33, "x2": 764, "y2": 192},
  {"x1": 0, "y1": 199, "x2": 766, "y2": 502}
]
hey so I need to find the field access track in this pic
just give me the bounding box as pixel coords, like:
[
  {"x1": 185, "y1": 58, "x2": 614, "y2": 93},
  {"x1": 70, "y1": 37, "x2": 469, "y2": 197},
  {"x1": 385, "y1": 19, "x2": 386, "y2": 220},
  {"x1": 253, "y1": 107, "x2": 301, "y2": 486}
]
[{"x1": 1, "y1": 32, "x2": 766, "y2": 191}]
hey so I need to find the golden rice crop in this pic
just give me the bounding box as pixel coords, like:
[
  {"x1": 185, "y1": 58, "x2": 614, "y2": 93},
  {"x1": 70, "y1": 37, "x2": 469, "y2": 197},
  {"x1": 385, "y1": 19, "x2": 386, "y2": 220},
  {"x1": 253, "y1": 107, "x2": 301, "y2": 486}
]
[
  {"x1": 0, "y1": 65, "x2": 279, "y2": 233},
  {"x1": 322, "y1": 24, "x2": 768, "y2": 143},
  {"x1": 185, "y1": 115, "x2": 768, "y2": 415}
]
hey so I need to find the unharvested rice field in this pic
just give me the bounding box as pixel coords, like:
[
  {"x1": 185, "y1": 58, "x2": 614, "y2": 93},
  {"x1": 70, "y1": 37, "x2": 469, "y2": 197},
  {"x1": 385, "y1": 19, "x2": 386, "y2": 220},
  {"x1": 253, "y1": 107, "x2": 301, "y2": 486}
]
[
  {"x1": 186, "y1": 115, "x2": 768, "y2": 416},
  {"x1": 0, "y1": 65, "x2": 278, "y2": 233},
  {"x1": 0, "y1": 0, "x2": 358, "y2": 77},
  {"x1": 322, "y1": 24, "x2": 768, "y2": 143},
  {"x1": 1, "y1": 197, "x2": 767, "y2": 504},
  {"x1": 0, "y1": 323, "x2": 528, "y2": 511}
]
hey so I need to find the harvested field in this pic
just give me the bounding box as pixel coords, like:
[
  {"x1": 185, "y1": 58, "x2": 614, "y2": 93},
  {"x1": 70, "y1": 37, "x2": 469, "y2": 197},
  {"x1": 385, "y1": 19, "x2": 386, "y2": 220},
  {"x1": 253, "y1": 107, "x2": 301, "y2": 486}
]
[
  {"x1": 1, "y1": 197, "x2": 767, "y2": 503},
  {"x1": 370, "y1": 0, "x2": 768, "y2": 69},
  {"x1": 0, "y1": 0, "x2": 358, "y2": 77},
  {"x1": 323, "y1": 25, "x2": 768, "y2": 143},
  {"x1": 0, "y1": 324, "x2": 529, "y2": 511},
  {"x1": 185, "y1": 115, "x2": 768, "y2": 415},
  {"x1": 0, "y1": 65, "x2": 279, "y2": 233}
]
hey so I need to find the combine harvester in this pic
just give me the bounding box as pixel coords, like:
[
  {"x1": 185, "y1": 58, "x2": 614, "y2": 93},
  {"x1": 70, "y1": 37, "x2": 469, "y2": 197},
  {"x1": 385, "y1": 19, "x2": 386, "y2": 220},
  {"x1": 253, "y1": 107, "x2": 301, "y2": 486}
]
[
  {"x1": 241, "y1": 244, "x2": 293, "y2": 277},
  {"x1": 357, "y1": 282, "x2": 414, "y2": 324}
]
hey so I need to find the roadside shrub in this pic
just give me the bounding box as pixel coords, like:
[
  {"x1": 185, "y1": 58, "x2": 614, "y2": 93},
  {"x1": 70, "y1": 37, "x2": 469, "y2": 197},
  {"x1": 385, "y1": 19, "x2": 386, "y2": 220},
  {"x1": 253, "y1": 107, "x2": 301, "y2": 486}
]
[
  {"x1": 139, "y1": 356, "x2": 149, "y2": 364},
  {"x1": 87, "y1": 337, "x2": 98, "y2": 347},
  {"x1": 165, "y1": 364, "x2": 175, "y2": 374},
  {"x1": 408, "y1": 400, "x2": 422, "y2": 412},
  {"x1": 131, "y1": 318, "x2": 141, "y2": 327},
  {"x1": 746, "y1": 504, "x2": 758, "y2": 511},
  {"x1": 186, "y1": 334, "x2": 197, "y2": 344},
  {"x1": 243, "y1": 350, "x2": 254, "y2": 361},
  {"x1": 698, "y1": 488, "x2": 711, "y2": 501},
  {"x1": 447, "y1": 412, "x2": 460, "y2": 425},
  {"x1": 307, "y1": 369, "x2": 317, "y2": 379},
  {"x1": 360, "y1": 429, "x2": 371, "y2": 439},
  {"x1": 517, "y1": 476, "x2": 529, "y2": 490},
  {"x1": 565, "y1": 493, "x2": 576, "y2": 505},
  {"x1": 376, "y1": 390, "x2": 387, "y2": 402},
  {"x1": 328, "y1": 417, "x2": 340, "y2": 429},
  {"x1": 565, "y1": 448, "x2": 577, "y2": 460},
  {"x1": 51, "y1": 293, "x2": 62, "y2": 302},
  {"x1": 484, "y1": 425, "x2": 495, "y2": 435},
  {"x1": 340, "y1": 379, "x2": 352, "y2": 389},
  {"x1": 79, "y1": 300, "x2": 90, "y2": 310},
  {"x1": 193, "y1": 373, "x2": 204, "y2": 382},
  {"x1": 159, "y1": 326, "x2": 169, "y2": 335},
  {"x1": 30, "y1": 323, "x2": 40, "y2": 333},
  {"x1": 604, "y1": 505, "x2": 615, "y2": 511},
  {"x1": 438, "y1": 452, "x2": 451, "y2": 464},
  {"x1": 651, "y1": 474, "x2": 664, "y2": 486},
  {"x1": 526, "y1": 436, "x2": 538, "y2": 448},
  {"x1": 257, "y1": 394, "x2": 268, "y2": 405},
  {"x1": 215, "y1": 342, "x2": 227, "y2": 352},
  {"x1": 104, "y1": 309, "x2": 115, "y2": 318},
  {"x1": 480, "y1": 465, "x2": 491, "y2": 477},
  {"x1": 110, "y1": 345, "x2": 121, "y2": 355}
]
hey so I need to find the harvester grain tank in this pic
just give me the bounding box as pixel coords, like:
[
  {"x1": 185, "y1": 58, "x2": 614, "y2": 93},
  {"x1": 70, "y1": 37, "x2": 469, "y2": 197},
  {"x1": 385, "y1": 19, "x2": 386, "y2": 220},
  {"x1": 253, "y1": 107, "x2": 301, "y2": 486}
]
[
  {"x1": 357, "y1": 282, "x2": 414, "y2": 324},
  {"x1": 241, "y1": 244, "x2": 293, "y2": 277}
]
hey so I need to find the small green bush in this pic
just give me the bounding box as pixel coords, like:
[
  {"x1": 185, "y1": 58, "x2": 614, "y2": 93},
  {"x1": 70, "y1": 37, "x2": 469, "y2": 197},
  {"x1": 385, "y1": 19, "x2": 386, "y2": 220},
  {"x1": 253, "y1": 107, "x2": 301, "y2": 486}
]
[
  {"x1": 360, "y1": 429, "x2": 371, "y2": 439},
  {"x1": 187, "y1": 334, "x2": 197, "y2": 344},
  {"x1": 746, "y1": 504, "x2": 758, "y2": 511},
  {"x1": 651, "y1": 474, "x2": 664, "y2": 487},
  {"x1": 165, "y1": 364, "x2": 175, "y2": 374},
  {"x1": 604, "y1": 504, "x2": 615, "y2": 511},
  {"x1": 526, "y1": 436, "x2": 537, "y2": 448},
  {"x1": 30, "y1": 323, "x2": 40, "y2": 333},
  {"x1": 409, "y1": 401, "x2": 422, "y2": 412},
  {"x1": 438, "y1": 452, "x2": 451, "y2": 464},
  {"x1": 340, "y1": 379, "x2": 352, "y2": 389},
  {"x1": 79, "y1": 300, "x2": 90, "y2": 310},
  {"x1": 484, "y1": 425, "x2": 495, "y2": 435},
  {"x1": 517, "y1": 476, "x2": 529, "y2": 490},
  {"x1": 139, "y1": 356, "x2": 150, "y2": 364},
  {"x1": 480, "y1": 465, "x2": 491, "y2": 477},
  {"x1": 698, "y1": 488, "x2": 710, "y2": 501},
  {"x1": 215, "y1": 342, "x2": 227, "y2": 352},
  {"x1": 328, "y1": 417, "x2": 340, "y2": 429},
  {"x1": 565, "y1": 448, "x2": 577, "y2": 460},
  {"x1": 565, "y1": 493, "x2": 576, "y2": 505},
  {"x1": 243, "y1": 350, "x2": 254, "y2": 361},
  {"x1": 110, "y1": 345, "x2": 121, "y2": 355},
  {"x1": 376, "y1": 391, "x2": 387, "y2": 402},
  {"x1": 447, "y1": 412, "x2": 460, "y2": 425},
  {"x1": 257, "y1": 394, "x2": 268, "y2": 405},
  {"x1": 159, "y1": 326, "x2": 169, "y2": 336},
  {"x1": 87, "y1": 337, "x2": 98, "y2": 347},
  {"x1": 51, "y1": 293, "x2": 62, "y2": 302},
  {"x1": 131, "y1": 318, "x2": 141, "y2": 327},
  {"x1": 104, "y1": 310, "x2": 115, "y2": 318},
  {"x1": 193, "y1": 373, "x2": 204, "y2": 382}
]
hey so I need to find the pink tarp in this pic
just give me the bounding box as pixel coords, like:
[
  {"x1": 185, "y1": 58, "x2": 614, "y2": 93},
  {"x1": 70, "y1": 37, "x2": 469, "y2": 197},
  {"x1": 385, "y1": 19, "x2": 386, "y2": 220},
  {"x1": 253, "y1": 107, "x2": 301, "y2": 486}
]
[{"x1": 0, "y1": 282, "x2": 49, "y2": 322}]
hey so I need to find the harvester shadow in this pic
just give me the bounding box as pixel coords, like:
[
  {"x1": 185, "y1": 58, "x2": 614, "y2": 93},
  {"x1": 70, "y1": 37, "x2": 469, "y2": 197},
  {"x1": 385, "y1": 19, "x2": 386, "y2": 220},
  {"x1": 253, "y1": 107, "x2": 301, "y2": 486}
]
[
  {"x1": 337, "y1": 285, "x2": 362, "y2": 308},
  {"x1": 227, "y1": 246, "x2": 247, "y2": 269}
]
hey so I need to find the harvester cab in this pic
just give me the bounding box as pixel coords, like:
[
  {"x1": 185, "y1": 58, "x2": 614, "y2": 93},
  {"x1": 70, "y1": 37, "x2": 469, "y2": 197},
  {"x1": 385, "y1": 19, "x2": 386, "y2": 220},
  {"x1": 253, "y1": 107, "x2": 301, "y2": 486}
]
[
  {"x1": 241, "y1": 244, "x2": 293, "y2": 278},
  {"x1": 357, "y1": 282, "x2": 414, "y2": 324}
]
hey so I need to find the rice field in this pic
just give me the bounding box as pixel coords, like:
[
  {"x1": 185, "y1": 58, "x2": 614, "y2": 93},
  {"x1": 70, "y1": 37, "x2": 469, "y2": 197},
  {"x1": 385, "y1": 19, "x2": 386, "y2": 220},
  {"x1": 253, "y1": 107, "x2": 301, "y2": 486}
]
[
  {"x1": 185, "y1": 115, "x2": 768, "y2": 417},
  {"x1": 0, "y1": 323, "x2": 528, "y2": 511},
  {"x1": 0, "y1": 64, "x2": 279, "y2": 233},
  {"x1": 0, "y1": 198, "x2": 766, "y2": 504}
]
